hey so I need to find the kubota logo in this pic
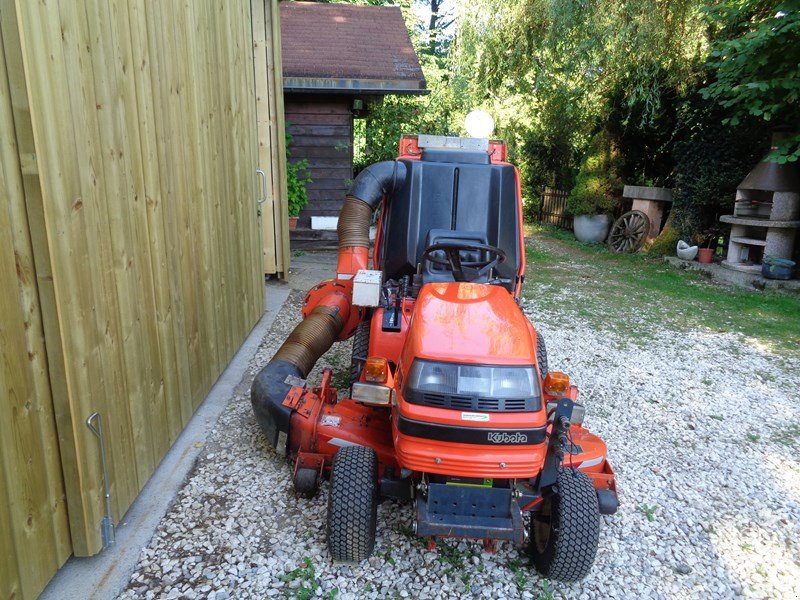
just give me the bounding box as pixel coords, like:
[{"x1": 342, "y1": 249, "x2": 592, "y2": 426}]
[{"x1": 487, "y1": 431, "x2": 528, "y2": 444}]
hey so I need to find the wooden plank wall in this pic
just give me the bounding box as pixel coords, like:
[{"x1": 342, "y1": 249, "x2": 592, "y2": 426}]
[
  {"x1": 254, "y1": 0, "x2": 290, "y2": 275},
  {"x1": 1, "y1": 1, "x2": 268, "y2": 596},
  {"x1": 0, "y1": 5, "x2": 72, "y2": 598},
  {"x1": 285, "y1": 94, "x2": 353, "y2": 229}
]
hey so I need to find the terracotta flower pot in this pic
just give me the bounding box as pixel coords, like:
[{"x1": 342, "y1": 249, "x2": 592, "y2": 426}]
[
  {"x1": 697, "y1": 248, "x2": 714, "y2": 264},
  {"x1": 288, "y1": 216, "x2": 299, "y2": 231}
]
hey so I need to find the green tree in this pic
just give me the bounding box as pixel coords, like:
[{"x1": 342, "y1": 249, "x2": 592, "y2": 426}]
[
  {"x1": 449, "y1": 0, "x2": 707, "y2": 203},
  {"x1": 700, "y1": 0, "x2": 800, "y2": 162}
]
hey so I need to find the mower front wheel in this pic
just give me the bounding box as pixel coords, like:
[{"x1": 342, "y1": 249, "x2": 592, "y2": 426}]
[
  {"x1": 530, "y1": 468, "x2": 600, "y2": 582},
  {"x1": 327, "y1": 445, "x2": 378, "y2": 563},
  {"x1": 536, "y1": 333, "x2": 548, "y2": 378}
]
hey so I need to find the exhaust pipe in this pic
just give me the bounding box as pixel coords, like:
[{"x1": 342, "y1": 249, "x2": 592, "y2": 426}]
[{"x1": 251, "y1": 161, "x2": 406, "y2": 450}]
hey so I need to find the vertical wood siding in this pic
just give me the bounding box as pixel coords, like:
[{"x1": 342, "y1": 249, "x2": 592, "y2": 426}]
[
  {"x1": 1, "y1": 1, "x2": 274, "y2": 597},
  {"x1": 0, "y1": 5, "x2": 72, "y2": 598}
]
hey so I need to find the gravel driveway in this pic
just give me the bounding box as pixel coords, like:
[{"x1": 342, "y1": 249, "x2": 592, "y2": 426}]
[{"x1": 119, "y1": 236, "x2": 800, "y2": 600}]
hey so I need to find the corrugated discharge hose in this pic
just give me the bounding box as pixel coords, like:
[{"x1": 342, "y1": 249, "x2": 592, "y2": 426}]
[
  {"x1": 272, "y1": 306, "x2": 344, "y2": 377},
  {"x1": 251, "y1": 160, "x2": 406, "y2": 450},
  {"x1": 337, "y1": 196, "x2": 373, "y2": 249}
]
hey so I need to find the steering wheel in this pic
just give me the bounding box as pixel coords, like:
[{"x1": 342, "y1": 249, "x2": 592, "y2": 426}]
[{"x1": 422, "y1": 241, "x2": 506, "y2": 283}]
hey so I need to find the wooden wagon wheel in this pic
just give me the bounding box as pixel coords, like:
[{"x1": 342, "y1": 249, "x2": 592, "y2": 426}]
[{"x1": 607, "y1": 210, "x2": 650, "y2": 252}]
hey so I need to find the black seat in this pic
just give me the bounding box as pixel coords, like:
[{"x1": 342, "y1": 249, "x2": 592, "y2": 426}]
[{"x1": 378, "y1": 155, "x2": 520, "y2": 291}]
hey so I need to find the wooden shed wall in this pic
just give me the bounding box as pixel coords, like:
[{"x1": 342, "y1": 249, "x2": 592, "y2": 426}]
[
  {"x1": 0, "y1": 0, "x2": 273, "y2": 597},
  {"x1": 285, "y1": 95, "x2": 353, "y2": 229},
  {"x1": 254, "y1": 0, "x2": 290, "y2": 275},
  {"x1": 0, "y1": 7, "x2": 72, "y2": 598}
]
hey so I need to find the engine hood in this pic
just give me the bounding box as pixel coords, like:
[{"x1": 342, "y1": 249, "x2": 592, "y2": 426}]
[{"x1": 401, "y1": 282, "x2": 536, "y2": 367}]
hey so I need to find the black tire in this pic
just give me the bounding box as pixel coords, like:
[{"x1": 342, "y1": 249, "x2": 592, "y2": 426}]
[
  {"x1": 293, "y1": 468, "x2": 319, "y2": 499},
  {"x1": 327, "y1": 446, "x2": 378, "y2": 562},
  {"x1": 530, "y1": 468, "x2": 600, "y2": 582},
  {"x1": 350, "y1": 320, "x2": 371, "y2": 383},
  {"x1": 536, "y1": 332, "x2": 548, "y2": 379}
]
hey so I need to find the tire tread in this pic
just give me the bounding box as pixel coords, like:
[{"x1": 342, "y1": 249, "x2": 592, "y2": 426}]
[
  {"x1": 532, "y1": 468, "x2": 600, "y2": 582},
  {"x1": 327, "y1": 445, "x2": 378, "y2": 562},
  {"x1": 536, "y1": 332, "x2": 548, "y2": 378}
]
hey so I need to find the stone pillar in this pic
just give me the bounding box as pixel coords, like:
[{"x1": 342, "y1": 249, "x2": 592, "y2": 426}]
[
  {"x1": 622, "y1": 186, "x2": 673, "y2": 241},
  {"x1": 771, "y1": 191, "x2": 800, "y2": 221}
]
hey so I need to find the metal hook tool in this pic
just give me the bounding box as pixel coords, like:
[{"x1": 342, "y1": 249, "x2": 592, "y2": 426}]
[{"x1": 86, "y1": 411, "x2": 115, "y2": 548}]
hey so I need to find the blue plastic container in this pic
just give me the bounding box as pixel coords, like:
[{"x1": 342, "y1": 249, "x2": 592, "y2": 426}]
[{"x1": 761, "y1": 256, "x2": 796, "y2": 280}]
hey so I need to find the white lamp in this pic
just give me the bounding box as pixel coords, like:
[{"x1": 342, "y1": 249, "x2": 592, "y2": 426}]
[{"x1": 464, "y1": 110, "x2": 495, "y2": 139}]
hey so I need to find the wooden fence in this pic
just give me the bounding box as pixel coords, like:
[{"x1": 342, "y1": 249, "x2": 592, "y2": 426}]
[
  {"x1": 1, "y1": 1, "x2": 281, "y2": 598},
  {"x1": 536, "y1": 187, "x2": 573, "y2": 230}
]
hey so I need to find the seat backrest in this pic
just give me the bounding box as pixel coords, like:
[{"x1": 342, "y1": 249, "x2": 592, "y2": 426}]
[{"x1": 378, "y1": 155, "x2": 520, "y2": 284}]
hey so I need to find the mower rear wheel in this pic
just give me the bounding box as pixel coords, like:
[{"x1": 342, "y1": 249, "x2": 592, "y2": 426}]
[
  {"x1": 327, "y1": 445, "x2": 378, "y2": 562},
  {"x1": 350, "y1": 320, "x2": 371, "y2": 383},
  {"x1": 536, "y1": 333, "x2": 548, "y2": 378},
  {"x1": 530, "y1": 468, "x2": 600, "y2": 582}
]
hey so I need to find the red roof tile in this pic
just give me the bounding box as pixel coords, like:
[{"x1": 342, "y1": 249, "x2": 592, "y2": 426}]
[{"x1": 280, "y1": 1, "x2": 426, "y2": 93}]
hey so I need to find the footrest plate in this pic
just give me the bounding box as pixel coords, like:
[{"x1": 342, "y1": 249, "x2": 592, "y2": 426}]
[{"x1": 415, "y1": 483, "x2": 524, "y2": 544}]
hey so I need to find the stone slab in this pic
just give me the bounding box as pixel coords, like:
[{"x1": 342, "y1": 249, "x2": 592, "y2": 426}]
[
  {"x1": 623, "y1": 185, "x2": 673, "y2": 202},
  {"x1": 720, "y1": 214, "x2": 800, "y2": 228},
  {"x1": 664, "y1": 256, "x2": 800, "y2": 292}
]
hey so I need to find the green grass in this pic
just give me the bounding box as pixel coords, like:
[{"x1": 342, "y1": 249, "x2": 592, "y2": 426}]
[
  {"x1": 641, "y1": 503, "x2": 659, "y2": 522},
  {"x1": 436, "y1": 540, "x2": 469, "y2": 574},
  {"x1": 524, "y1": 224, "x2": 800, "y2": 354},
  {"x1": 506, "y1": 557, "x2": 531, "y2": 590},
  {"x1": 538, "y1": 580, "x2": 556, "y2": 600},
  {"x1": 280, "y1": 557, "x2": 319, "y2": 599},
  {"x1": 772, "y1": 424, "x2": 800, "y2": 447}
]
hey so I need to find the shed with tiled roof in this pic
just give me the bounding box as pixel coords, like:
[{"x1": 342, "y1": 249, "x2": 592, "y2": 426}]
[
  {"x1": 279, "y1": 1, "x2": 426, "y2": 244},
  {"x1": 281, "y1": 1, "x2": 426, "y2": 94}
]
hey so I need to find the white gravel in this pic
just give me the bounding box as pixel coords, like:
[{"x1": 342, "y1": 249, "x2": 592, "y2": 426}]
[{"x1": 118, "y1": 248, "x2": 800, "y2": 600}]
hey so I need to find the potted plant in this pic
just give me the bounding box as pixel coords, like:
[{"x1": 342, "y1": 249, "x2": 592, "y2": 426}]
[
  {"x1": 286, "y1": 131, "x2": 311, "y2": 230},
  {"x1": 567, "y1": 131, "x2": 622, "y2": 243},
  {"x1": 696, "y1": 227, "x2": 722, "y2": 264}
]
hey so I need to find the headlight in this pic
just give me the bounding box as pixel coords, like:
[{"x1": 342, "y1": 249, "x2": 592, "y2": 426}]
[
  {"x1": 405, "y1": 360, "x2": 539, "y2": 400},
  {"x1": 352, "y1": 382, "x2": 392, "y2": 405}
]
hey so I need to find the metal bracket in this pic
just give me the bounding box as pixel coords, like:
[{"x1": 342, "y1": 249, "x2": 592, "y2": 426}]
[
  {"x1": 86, "y1": 411, "x2": 115, "y2": 548},
  {"x1": 538, "y1": 398, "x2": 574, "y2": 490}
]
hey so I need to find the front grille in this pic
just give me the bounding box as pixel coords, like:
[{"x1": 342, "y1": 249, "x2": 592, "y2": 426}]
[{"x1": 407, "y1": 389, "x2": 539, "y2": 412}]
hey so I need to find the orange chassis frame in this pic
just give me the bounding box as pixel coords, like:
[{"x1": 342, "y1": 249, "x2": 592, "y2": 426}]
[{"x1": 282, "y1": 135, "x2": 617, "y2": 546}]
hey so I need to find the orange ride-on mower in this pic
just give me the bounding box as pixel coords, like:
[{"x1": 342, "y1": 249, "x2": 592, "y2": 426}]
[{"x1": 252, "y1": 134, "x2": 618, "y2": 582}]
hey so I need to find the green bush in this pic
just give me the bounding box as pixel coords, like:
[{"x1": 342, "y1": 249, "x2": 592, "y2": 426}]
[
  {"x1": 566, "y1": 130, "x2": 623, "y2": 216},
  {"x1": 286, "y1": 130, "x2": 311, "y2": 218},
  {"x1": 647, "y1": 221, "x2": 680, "y2": 256}
]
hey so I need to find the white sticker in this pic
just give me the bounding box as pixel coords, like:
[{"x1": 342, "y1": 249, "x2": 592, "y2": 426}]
[
  {"x1": 320, "y1": 415, "x2": 341, "y2": 427},
  {"x1": 461, "y1": 412, "x2": 490, "y2": 422}
]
